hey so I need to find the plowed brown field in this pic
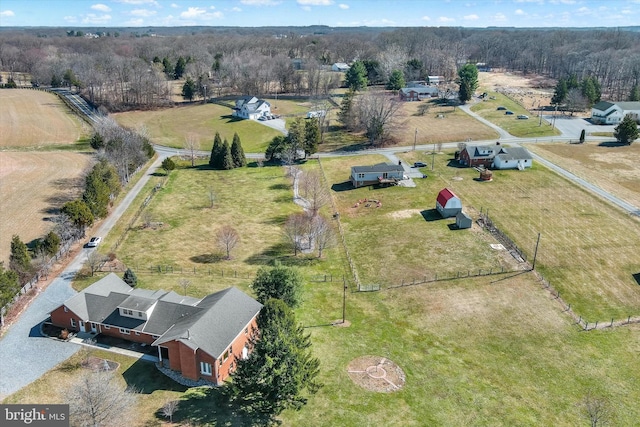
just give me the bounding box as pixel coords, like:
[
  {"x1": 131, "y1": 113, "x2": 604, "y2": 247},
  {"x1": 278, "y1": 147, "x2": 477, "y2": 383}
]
[{"x1": 0, "y1": 89, "x2": 87, "y2": 148}]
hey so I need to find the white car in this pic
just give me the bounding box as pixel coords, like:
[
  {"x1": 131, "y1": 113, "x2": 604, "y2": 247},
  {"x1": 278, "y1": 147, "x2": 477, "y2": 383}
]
[{"x1": 87, "y1": 237, "x2": 101, "y2": 247}]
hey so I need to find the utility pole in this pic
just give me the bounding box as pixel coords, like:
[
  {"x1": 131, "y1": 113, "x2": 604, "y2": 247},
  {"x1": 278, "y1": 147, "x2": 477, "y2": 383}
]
[
  {"x1": 538, "y1": 102, "x2": 542, "y2": 126},
  {"x1": 203, "y1": 85, "x2": 207, "y2": 104},
  {"x1": 413, "y1": 128, "x2": 418, "y2": 151},
  {"x1": 532, "y1": 233, "x2": 541, "y2": 270},
  {"x1": 342, "y1": 278, "x2": 347, "y2": 324},
  {"x1": 431, "y1": 142, "x2": 435, "y2": 171}
]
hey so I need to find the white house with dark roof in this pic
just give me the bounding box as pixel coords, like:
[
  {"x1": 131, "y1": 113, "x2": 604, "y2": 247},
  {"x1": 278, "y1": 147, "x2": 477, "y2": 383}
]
[
  {"x1": 232, "y1": 96, "x2": 271, "y2": 120},
  {"x1": 50, "y1": 273, "x2": 262, "y2": 385},
  {"x1": 350, "y1": 163, "x2": 405, "y2": 188},
  {"x1": 591, "y1": 101, "x2": 640, "y2": 125},
  {"x1": 459, "y1": 144, "x2": 532, "y2": 170},
  {"x1": 331, "y1": 62, "x2": 350, "y2": 72}
]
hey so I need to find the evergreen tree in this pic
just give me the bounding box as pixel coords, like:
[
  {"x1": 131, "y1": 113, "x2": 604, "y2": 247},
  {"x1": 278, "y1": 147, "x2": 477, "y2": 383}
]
[
  {"x1": 552, "y1": 78, "x2": 568, "y2": 105},
  {"x1": 174, "y1": 56, "x2": 187, "y2": 79},
  {"x1": 457, "y1": 64, "x2": 478, "y2": 103},
  {"x1": 0, "y1": 262, "x2": 20, "y2": 308},
  {"x1": 614, "y1": 114, "x2": 639, "y2": 145},
  {"x1": 161, "y1": 157, "x2": 176, "y2": 175},
  {"x1": 51, "y1": 73, "x2": 62, "y2": 87},
  {"x1": 361, "y1": 59, "x2": 381, "y2": 84},
  {"x1": 61, "y1": 200, "x2": 94, "y2": 236},
  {"x1": 221, "y1": 140, "x2": 234, "y2": 170},
  {"x1": 386, "y1": 69, "x2": 405, "y2": 91},
  {"x1": 209, "y1": 132, "x2": 223, "y2": 168},
  {"x1": 230, "y1": 133, "x2": 246, "y2": 167},
  {"x1": 304, "y1": 118, "x2": 321, "y2": 156},
  {"x1": 338, "y1": 89, "x2": 356, "y2": 129},
  {"x1": 42, "y1": 231, "x2": 61, "y2": 257},
  {"x1": 629, "y1": 84, "x2": 640, "y2": 102},
  {"x1": 181, "y1": 77, "x2": 196, "y2": 101},
  {"x1": 10, "y1": 235, "x2": 32, "y2": 284},
  {"x1": 344, "y1": 60, "x2": 368, "y2": 91},
  {"x1": 227, "y1": 299, "x2": 321, "y2": 424},
  {"x1": 580, "y1": 76, "x2": 601, "y2": 106},
  {"x1": 89, "y1": 132, "x2": 105, "y2": 150},
  {"x1": 251, "y1": 262, "x2": 303, "y2": 308},
  {"x1": 123, "y1": 268, "x2": 138, "y2": 287},
  {"x1": 566, "y1": 73, "x2": 579, "y2": 90},
  {"x1": 162, "y1": 57, "x2": 173, "y2": 78},
  {"x1": 265, "y1": 135, "x2": 287, "y2": 162},
  {"x1": 83, "y1": 168, "x2": 110, "y2": 218}
]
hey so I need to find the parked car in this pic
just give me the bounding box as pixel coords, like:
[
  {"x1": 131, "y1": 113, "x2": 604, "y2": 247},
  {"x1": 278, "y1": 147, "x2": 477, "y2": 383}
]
[
  {"x1": 496, "y1": 106, "x2": 507, "y2": 111},
  {"x1": 258, "y1": 116, "x2": 267, "y2": 121},
  {"x1": 87, "y1": 237, "x2": 101, "y2": 247},
  {"x1": 413, "y1": 162, "x2": 427, "y2": 168},
  {"x1": 505, "y1": 110, "x2": 514, "y2": 115},
  {"x1": 517, "y1": 114, "x2": 529, "y2": 119}
]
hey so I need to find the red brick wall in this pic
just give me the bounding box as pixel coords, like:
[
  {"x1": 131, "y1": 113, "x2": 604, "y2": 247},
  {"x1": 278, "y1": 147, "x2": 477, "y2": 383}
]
[
  {"x1": 179, "y1": 343, "x2": 198, "y2": 380},
  {"x1": 99, "y1": 326, "x2": 156, "y2": 344},
  {"x1": 50, "y1": 305, "x2": 81, "y2": 332}
]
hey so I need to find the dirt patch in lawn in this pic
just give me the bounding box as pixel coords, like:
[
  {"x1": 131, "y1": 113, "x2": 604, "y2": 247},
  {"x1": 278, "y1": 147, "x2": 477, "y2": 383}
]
[
  {"x1": 81, "y1": 356, "x2": 119, "y2": 372},
  {"x1": 387, "y1": 209, "x2": 422, "y2": 219},
  {"x1": 347, "y1": 356, "x2": 405, "y2": 393}
]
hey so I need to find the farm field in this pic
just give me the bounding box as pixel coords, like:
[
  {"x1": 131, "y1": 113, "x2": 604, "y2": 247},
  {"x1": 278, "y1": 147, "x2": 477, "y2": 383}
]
[
  {"x1": 0, "y1": 89, "x2": 88, "y2": 148},
  {"x1": 0, "y1": 151, "x2": 93, "y2": 265},
  {"x1": 527, "y1": 141, "x2": 640, "y2": 209}
]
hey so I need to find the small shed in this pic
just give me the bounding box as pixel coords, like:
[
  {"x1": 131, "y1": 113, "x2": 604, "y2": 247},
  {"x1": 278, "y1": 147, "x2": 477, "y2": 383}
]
[
  {"x1": 455, "y1": 212, "x2": 472, "y2": 229},
  {"x1": 436, "y1": 188, "x2": 462, "y2": 218}
]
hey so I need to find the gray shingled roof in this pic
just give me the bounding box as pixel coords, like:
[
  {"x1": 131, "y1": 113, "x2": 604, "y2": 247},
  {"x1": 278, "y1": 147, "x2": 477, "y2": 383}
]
[
  {"x1": 592, "y1": 101, "x2": 614, "y2": 112},
  {"x1": 153, "y1": 287, "x2": 263, "y2": 359},
  {"x1": 495, "y1": 147, "x2": 532, "y2": 161},
  {"x1": 351, "y1": 163, "x2": 404, "y2": 174},
  {"x1": 56, "y1": 273, "x2": 262, "y2": 360}
]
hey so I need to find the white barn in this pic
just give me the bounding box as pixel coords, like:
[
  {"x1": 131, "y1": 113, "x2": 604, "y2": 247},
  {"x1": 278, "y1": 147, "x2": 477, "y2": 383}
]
[{"x1": 591, "y1": 101, "x2": 640, "y2": 125}]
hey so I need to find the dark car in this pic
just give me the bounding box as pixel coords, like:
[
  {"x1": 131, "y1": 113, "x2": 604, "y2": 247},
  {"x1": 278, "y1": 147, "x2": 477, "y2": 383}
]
[
  {"x1": 413, "y1": 162, "x2": 427, "y2": 168},
  {"x1": 497, "y1": 106, "x2": 507, "y2": 111},
  {"x1": 505, "y1": 110, "x2": 514, "y2": 115}
]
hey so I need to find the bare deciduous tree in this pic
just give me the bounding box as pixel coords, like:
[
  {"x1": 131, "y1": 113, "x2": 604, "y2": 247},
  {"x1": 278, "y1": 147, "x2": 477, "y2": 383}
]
[
  {"x1": 283, "y1": 212, "x2": 313, "y2": 256},
  {"x1": 300, "y1": 171, "x2": 330, "y2": 217},
  {"x1": 579, "y1": 392, "x2": 612, "y2": 427},
  {"x1": 178, "y1": 278, "x2": 191, "y2": 296},
  {"x1": 354, "y1": 91, "x2": 402, "y2": 147},
  {"x1": 184, "y1": 134, "x2": 200, "y2": 167},
  {"x1": 310, "y1": 215, "x2": 335, "y2": 258},
  {"x1": 216, "y1": 225, "x2": 240, "y2": 260},
  {"x1": 161, "y1": 400, "x2": 180, "y2": 424},
  {"x1": 87, "y1": 251, "x2": 106, "y2": 276},
  {"x1": 67, "y1": 371, "x2": 137, "y2": 427}
]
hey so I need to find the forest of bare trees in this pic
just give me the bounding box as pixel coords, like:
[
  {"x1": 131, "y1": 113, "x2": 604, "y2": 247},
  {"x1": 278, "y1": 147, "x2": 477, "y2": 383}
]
[{"x1": 1, "y1": 26, "x2": 639, "y2": 110}]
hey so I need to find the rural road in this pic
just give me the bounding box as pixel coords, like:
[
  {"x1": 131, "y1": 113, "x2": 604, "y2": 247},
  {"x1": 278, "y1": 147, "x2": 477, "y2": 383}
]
[
  {"x1": 0, "y1": 147, "x2": 168, "y2": 399},
  {"x1": 1, "y1": 88, "x2": 637, "y2": 399}
]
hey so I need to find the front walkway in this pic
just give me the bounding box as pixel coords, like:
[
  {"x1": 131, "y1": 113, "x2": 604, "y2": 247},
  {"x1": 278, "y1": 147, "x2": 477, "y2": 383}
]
[{"x1": 69, "y1": 332, "x2": 159, "y2": 363}]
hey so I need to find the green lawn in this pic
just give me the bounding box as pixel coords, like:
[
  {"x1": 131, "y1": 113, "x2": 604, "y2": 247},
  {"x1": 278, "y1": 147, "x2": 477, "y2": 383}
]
[
  {"x1": 8, "y1": 150, "x2": 640, "y2": 426},
  {"x1": 470, "y1": 92, "x2": 561, "y2": 138}
]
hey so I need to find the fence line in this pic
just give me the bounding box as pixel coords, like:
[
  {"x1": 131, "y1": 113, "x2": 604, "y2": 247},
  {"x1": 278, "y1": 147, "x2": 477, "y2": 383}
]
[
  {"x1": 477, "y1": 209, "x2": 528, "y2": 263},
  {"x1": 316, "y1": 158, "x2": 360, "y2": 291}
]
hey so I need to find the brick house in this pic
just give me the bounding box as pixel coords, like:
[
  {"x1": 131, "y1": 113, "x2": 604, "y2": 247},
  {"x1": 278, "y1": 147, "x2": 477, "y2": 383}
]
[
  {"x1": 459, "y1": 144, "x2": 532, "y2": 170},
  {"x1": 50, "y1": 273, "x2": 262, "y2": 385}
]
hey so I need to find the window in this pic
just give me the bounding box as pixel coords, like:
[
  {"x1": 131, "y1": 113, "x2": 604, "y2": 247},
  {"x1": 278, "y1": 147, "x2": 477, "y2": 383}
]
[
  {"x1": 63, "y1": 306, "x2": 68, "y2": 312},
  {"x1": 223, "y1": 349, "x2": 229, "y2": 362},
  {"x1": 104, "y1": 325, "x2": 110, "y2": 330},
  {"x1": 70, "y1": 318, "x2": 76, "y2": 328},
  {"x1": 138, "y1": 311, "x2": 143, "y2": 317},
  {"x1": 119, "y1": 328, "x2": 130, "y2": 335},
  {"x1": 134, "y1": 331, "x2": 140, "y2": 336},
  {"x1": 200, "y1": 362, "x2": 212, "y2": 376},
  {"x1": 152, "y1": 335, "x2": 160, "y2": 339},
  {"x1": 357, "y1": 173, "x2": 365, "y2": 179},
  {"x1": 244, "y1": 327, "x2": 248, "y2": 335}
]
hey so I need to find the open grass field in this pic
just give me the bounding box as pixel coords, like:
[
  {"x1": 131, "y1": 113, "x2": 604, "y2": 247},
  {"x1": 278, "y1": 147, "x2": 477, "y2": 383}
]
[
  {"x1": 0, "y1": 151, "x2": 93, "y2": 265},
  {"x1": 527, "y1": 141, "x2": 640, "y2": 209},
  {"x1": 112, "y1": 98, "x2": 313, "y2": 154},
  {"x1": 321, "y1": 151, "x2": 640, "y2": 321},
  {"x1": 396, "y1": 101, "x2": 500, "y2": 145},
  {"x1": 0, "y1": 89, "x2": 88, "y2": 148},
  {"x1": 8, "y1": 152, "x2": 640, "y2": 425}
]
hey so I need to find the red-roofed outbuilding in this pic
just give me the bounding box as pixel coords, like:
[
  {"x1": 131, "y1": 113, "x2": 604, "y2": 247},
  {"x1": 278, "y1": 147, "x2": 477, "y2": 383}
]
[{"x1": 436, "y1": 188, "x2": 462, "y2": 218}]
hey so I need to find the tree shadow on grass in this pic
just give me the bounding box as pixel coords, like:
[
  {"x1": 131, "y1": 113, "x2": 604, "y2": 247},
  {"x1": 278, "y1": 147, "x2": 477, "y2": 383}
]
[
  {"x1": 245, "y1": 242, "x2": 320, "y2": 267},
  {"x1": 633, "y1": 273, "x2": 640, "y2": 286},
  {"x1": 221, "y1": 114, "x2": 244, "y2": 123},
  {"x1": 331, "y1": 181, "x2": 354, "y2": 192},
  {"x1": 598, "y1": 141, "x2": 628, "y2": 147},
  {"x1": 270, "y1": 183, "x2": 291, "y2": 191},
  {"x1": 122, "y1": 360, "x2": 188, "y2": 395},
  {"x1": 158, "y1": 387, "x2": 260, "y2": 427},
  {"x1": 191, "y1": 253, "x2": 225, "y2": 264}
]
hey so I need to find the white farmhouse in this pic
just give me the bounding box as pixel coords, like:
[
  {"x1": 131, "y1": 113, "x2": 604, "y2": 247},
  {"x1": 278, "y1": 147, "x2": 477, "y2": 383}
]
[
  {"x1": 591, "y1": 101, "x2": 640, "y2": 125},
  {"x1": 232, "y1": 96, "x2": 271, "y2": 120}
]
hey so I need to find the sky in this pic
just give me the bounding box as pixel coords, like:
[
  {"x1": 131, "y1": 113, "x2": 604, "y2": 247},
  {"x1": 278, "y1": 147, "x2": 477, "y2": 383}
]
[{"x1": 0, "y1": 0, "x2": 638, "y2": 28}]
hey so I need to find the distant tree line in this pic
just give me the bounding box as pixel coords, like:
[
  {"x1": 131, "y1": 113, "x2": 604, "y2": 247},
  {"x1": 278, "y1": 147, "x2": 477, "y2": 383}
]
[{"x1": 1, "y1": 26, "x2": 639, "y2": 110}]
